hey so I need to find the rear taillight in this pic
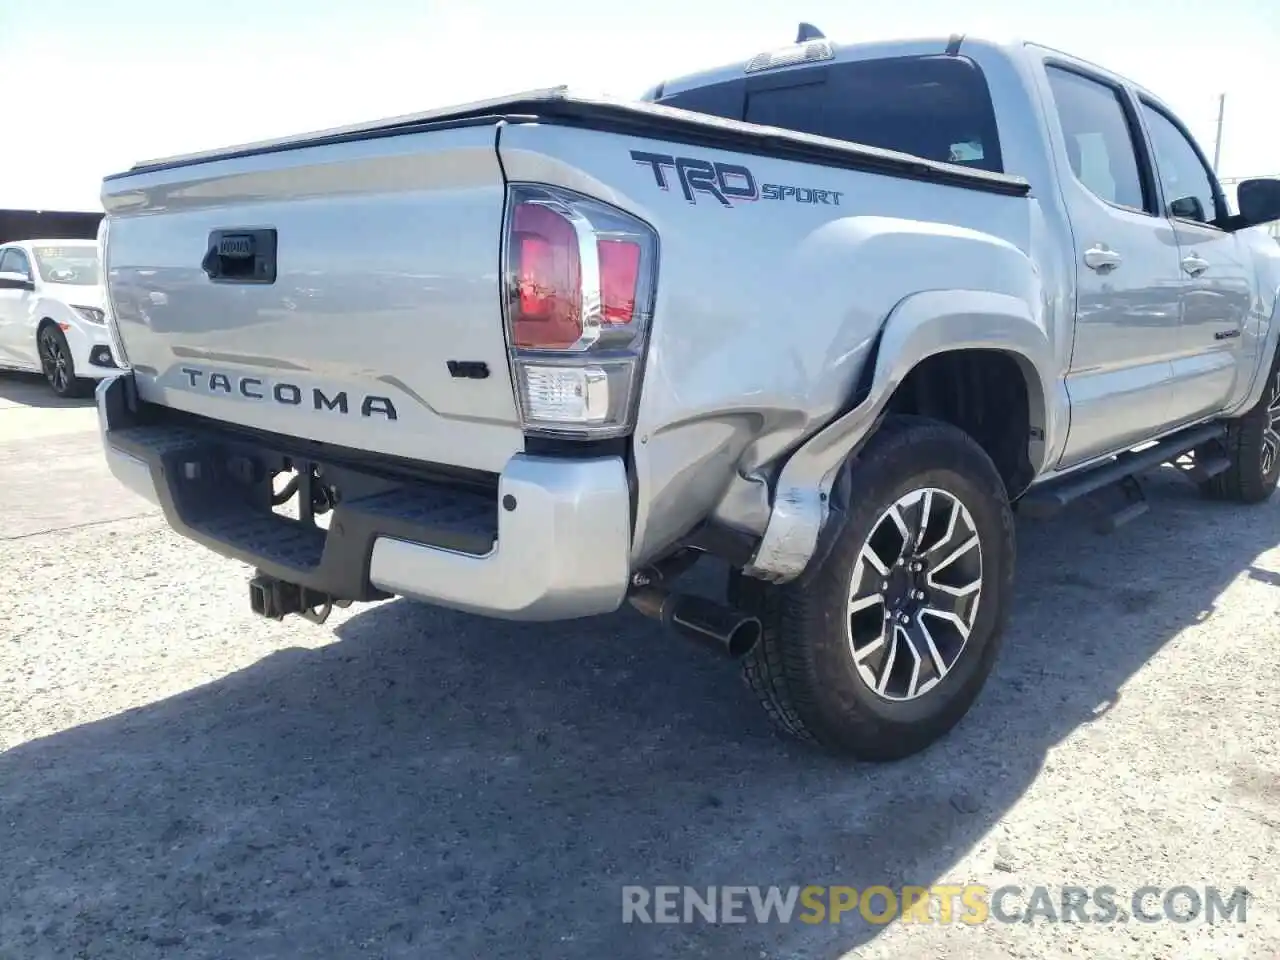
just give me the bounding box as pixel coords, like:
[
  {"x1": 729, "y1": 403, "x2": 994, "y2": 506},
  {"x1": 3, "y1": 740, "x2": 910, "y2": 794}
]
[
  {"x1": 511, "y1": 201, "x2": 582, "y2": 349},
  {"x1": 502, "y1": 184, "x2": 657, "y2": 439}
]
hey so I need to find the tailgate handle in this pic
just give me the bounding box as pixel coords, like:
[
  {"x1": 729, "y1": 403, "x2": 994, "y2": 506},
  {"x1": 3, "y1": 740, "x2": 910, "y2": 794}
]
[{"x1": 202, "y1": 228, "x2": 278, "y2": 284}]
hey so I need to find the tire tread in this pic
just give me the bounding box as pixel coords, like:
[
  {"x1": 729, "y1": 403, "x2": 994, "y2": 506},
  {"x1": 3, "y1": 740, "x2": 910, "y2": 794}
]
[{"x1": 738, "y1": 415, "x2": 1014, "y2": 760}]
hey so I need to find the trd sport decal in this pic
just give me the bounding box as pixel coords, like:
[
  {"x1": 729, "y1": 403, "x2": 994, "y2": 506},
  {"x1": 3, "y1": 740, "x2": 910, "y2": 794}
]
[{"x1": 630, "y1": 150, "x2": 843, "y2": 208}]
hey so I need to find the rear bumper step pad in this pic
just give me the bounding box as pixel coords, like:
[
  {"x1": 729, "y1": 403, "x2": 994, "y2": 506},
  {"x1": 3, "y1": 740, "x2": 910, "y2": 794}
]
[{"x1": 96, "y1": 374, "x2": 633, "y2": 620}]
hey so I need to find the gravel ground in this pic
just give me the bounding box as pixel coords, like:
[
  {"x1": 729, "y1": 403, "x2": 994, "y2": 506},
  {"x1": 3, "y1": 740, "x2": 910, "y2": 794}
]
[{"x1": 2, "y1": 371, "x2": 1279, "y2": 959}]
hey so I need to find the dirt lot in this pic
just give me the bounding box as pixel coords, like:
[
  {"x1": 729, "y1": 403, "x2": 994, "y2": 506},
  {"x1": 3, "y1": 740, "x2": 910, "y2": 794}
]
[{"x1": 2, "y1": 371, "x2": 1279, "y2": 959}]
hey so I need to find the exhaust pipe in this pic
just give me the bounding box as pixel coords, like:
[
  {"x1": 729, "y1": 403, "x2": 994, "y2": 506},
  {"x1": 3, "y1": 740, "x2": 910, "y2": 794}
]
[{"x1": 629, "y1": 585, "x2": 761, "y2": 658}]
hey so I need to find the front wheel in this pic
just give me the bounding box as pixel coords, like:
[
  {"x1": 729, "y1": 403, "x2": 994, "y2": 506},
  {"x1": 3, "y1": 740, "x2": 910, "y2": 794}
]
[
  {"x1": 736, "y1": 416, "x2": 1016, "y2": 761},
  {"x1": 1201, "y1": 349, "x2": 1280, "y2": 504},
  {"x1": 38, "y1": 325, "x2": 91, "y2": 399}
]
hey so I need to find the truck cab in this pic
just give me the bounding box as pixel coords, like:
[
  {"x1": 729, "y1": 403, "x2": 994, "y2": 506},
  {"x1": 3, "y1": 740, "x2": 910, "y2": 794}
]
[{"x1": 643, "y1": 32, "x2": 1280, "y2": 471}]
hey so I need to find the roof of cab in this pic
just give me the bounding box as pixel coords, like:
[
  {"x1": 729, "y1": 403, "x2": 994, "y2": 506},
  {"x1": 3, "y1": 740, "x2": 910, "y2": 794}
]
[
  {"x1": 645, "y1": 29, "x2": 1166, "y2": 115},
  {"x1": 648, "y1": 33, "x2": 1009, "y2": 99}
]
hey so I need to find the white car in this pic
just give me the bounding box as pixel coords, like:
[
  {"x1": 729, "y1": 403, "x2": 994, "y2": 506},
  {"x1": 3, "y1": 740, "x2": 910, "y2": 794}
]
[{"x1": 0, "y1": 238, "x2": 118, "y2": 398}]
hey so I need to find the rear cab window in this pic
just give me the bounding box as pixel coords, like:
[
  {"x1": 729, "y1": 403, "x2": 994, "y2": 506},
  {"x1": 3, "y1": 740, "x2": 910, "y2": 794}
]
[{"x1": 655, "y1": 53, "x2": 1005, "y2": 174}]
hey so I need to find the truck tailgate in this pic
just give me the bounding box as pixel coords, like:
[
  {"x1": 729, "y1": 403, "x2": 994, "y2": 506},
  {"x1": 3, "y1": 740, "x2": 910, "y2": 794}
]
[{"x1": 101, "y1": 122, "x2": 522, "y2": 474}]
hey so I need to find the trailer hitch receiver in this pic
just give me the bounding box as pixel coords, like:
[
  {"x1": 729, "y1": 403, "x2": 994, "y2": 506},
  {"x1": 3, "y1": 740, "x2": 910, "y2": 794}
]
[{"x1": 248, "y1": 573, "x2": 344, "y2": 624}]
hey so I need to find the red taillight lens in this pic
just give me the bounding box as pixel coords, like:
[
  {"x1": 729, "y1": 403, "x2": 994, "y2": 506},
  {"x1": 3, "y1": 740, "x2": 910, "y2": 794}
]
[
  {"x1": 503, "y1": 184, "x2": 657, "y2": 439},
  {"x1": 509, "y1": 204, "x2": 646, "y2": 347},
  {"x1": 512, "y1": 202, "x2": 582, "y2": 349},
  {"x1": 599, "y1": 238, "x2": 641, "y2": 326}
]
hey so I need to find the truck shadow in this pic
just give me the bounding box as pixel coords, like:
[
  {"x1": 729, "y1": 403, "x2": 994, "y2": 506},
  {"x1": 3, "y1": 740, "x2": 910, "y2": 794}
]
[{"x1": 0, "y1": 469, "x2": 1275, "y2": 959}]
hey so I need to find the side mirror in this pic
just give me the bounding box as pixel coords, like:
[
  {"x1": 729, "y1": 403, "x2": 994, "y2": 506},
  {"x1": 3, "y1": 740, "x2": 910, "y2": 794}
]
[
  {"x1": 1236, "y1": 178, "x2": 1280, "y2": 229},
  {"x1": 0, "y1": 271, "x2": 34, "y2": 291},
  {"x1": 1169, "y1": 195, "x2": 1207, "y2": 222},
  {"x1": 1239, "y1": 177, "x2": 1280, "y2": 225}
]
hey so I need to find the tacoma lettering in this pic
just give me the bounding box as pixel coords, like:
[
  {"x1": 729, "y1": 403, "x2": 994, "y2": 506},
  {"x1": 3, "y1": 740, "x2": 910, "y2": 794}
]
[{"x1": 179, "y1": 367, "x2": 397, "y2": 420}]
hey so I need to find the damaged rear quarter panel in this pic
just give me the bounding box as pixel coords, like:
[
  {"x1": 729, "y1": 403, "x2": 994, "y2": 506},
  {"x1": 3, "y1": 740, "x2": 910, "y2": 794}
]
[{"x1": 497, "y1": 123, "x2": 1037, "y2": 567}]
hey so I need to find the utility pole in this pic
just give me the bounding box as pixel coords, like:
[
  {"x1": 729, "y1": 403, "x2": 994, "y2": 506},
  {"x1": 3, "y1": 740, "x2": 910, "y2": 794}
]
[{"x1": 1212, "y1": 93, "x2": 1226, "y2": 173}]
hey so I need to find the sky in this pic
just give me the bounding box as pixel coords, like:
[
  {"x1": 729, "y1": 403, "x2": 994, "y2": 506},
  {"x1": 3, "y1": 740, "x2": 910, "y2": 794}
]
[{"x1": 1, "y1": 0, "x2": 1275, "y2": 211}]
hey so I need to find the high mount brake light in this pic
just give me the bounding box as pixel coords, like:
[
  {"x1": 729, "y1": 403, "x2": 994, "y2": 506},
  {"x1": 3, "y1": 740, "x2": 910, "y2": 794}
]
[{"x1": 502, "y1": 184, "x2": 658, "y2": 439}]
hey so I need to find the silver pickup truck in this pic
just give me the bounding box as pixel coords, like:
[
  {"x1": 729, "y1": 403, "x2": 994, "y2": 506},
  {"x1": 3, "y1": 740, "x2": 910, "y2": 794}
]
[{"x1": 96, "y1": 30, "x2": 1280, "y2": 760}]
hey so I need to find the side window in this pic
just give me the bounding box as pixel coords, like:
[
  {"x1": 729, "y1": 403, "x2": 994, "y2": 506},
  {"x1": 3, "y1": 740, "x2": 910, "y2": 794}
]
[
  {"x1": 5, "y1": 248, "x2": 32, "y2": 278},
  {"x1": 1139, "y1": 102, "x2": 1222, "y2": 224},
  {"x1": 1045, "y1": 66, "x2": 1149, "y2": 213},
  {"x1": 0, "y1": 248, "x2": 31, "y2": 278}
]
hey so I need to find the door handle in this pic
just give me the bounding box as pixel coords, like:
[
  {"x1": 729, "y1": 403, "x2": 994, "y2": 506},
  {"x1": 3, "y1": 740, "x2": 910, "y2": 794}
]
[
  {"x1": 202, "y1": 228, "x2": 277, "y2": 285},
  {"x1": 1181, "y1": 254, "x2": 1209, "y2": 277},
  {"x1": 1083, "y1": 245, "x2": 1122, "y2": 272}
]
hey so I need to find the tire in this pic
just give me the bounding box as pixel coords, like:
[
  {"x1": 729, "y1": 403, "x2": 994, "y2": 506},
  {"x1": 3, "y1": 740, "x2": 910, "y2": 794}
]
[
  {"x1": 1200, "y1": 348, "x2": 1280, "y2": 504},
  {"x1": 37, "y1": 324, "x2": 92, "y2": 399},
  {"x1": 734, "y1": 415, "x2": 1016, "y2": 761}
]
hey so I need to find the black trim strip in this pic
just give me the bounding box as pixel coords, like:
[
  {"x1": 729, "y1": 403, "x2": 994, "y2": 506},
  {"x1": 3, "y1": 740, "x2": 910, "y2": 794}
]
[
  {"x1": 104, "y1": 114, "x2": 516, "y2": 181},
  {"x1": 539, "y1": 112, "x2": 1026, "y2": 196},
  {"x1": 105, "y1": 94, "x2": 1031, "y2": 198},
  {"x1": 140, "y1": 401, "x2": 500, "y2": 493}
]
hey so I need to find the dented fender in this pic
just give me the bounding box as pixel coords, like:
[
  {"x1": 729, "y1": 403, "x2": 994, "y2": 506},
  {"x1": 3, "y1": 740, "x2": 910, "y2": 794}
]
[{"x1": 744, "y1": 289, "x2": 1056, "y2": 582}]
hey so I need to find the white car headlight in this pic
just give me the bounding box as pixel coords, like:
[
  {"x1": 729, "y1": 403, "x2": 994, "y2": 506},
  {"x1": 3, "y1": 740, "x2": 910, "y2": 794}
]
[{"x1": 71, "y1": 305, "x2": 106, "y2": 324}]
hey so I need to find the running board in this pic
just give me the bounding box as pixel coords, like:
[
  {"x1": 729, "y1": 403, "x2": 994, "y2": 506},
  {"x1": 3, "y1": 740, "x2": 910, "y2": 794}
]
[
  {"x1": 1180, "y1": 453, "x2": 1231, "y2": 485},
  {"x1": 1018, "y1": 422, "x2": 1227, "y2": 520}
]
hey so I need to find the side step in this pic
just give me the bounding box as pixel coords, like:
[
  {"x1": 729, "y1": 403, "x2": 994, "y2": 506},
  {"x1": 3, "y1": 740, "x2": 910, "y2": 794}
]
[
  {"x1": 1018, "y1": 422, "x2": 1227, "y2": 521},
  {"x1": 1096, "y1": 476, "x2": 1149, "y2": 533},
  {"x1": 1181, "y1": 453, "x2": 1231, "y2": 486}
]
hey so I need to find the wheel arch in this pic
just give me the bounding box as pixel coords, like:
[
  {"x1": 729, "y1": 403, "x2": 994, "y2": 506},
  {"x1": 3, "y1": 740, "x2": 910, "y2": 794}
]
[
  {"x1": 884, "y1": 347, "x2": 1044, "y2": 499},
  {"x1": 745, "y1": 289, "x2": 1058, "y2": 582},
  {"x1": 868, "y1": 291, "x2": 1057, "y2": 481}
]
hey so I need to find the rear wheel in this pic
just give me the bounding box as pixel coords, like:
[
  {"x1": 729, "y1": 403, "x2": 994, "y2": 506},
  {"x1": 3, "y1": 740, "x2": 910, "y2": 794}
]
[
  {"x1": 735, "y1": 416, "x2": 1016, "y2": 760},
  {"x1": 1201, "y1": 349, "x2": 1280, "y2": 504},
  {"x1": 38, "y1": 325, "x2": 91, "y2": 399}
]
